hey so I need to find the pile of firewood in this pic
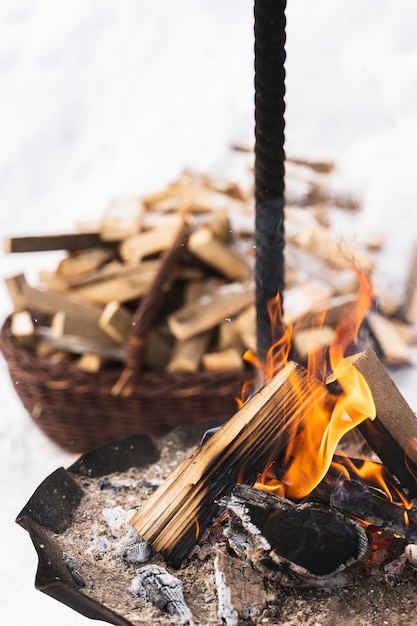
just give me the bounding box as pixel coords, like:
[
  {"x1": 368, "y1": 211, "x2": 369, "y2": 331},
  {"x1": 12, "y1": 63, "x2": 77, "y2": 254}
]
[{"x1": 3, "y1": 150, "x2": 417, "y2": 373}]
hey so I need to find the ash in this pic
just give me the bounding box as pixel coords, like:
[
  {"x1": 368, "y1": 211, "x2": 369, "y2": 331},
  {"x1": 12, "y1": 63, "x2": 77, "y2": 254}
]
[{"x1": 50, "y1": 426, "x2": 417, "y2": 626}]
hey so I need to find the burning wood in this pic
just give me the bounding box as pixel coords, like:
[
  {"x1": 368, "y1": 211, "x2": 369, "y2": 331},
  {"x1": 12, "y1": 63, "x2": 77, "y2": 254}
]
[
  {"x1": 223, "y1": 483, "x2": 370, "y2": 588},
  {"x1": 130, "y1": 360, "x2": 332, "y2": 567}
]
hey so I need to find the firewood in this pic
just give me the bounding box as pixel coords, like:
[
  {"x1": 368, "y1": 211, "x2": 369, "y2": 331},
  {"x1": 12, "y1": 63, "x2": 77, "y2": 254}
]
[
  {"x1": 235, "y1": 305, "x2": 257, "y2": 352},
  {"x1": 208, "y1": 210, "x2": 232, "y2": 244},
  {"x1": 100, "y1": 197, "x2": 145, "y2": 241},
  {"x1": 293, "y1": 326, "x2": 335, "y2": 360},
  {"x1": 214, "y1": 545, "x2": 267, "y2": 624},
  {"x1": 401, "y1": 241, "x2": 417, "y2": 323},
  {"x1": 51, "y1": 311, "x2": 120, "y2": 348},
  {"x1": 77, "y1": 353, "x2": 102, "y2": 373},
  {"x1": 202, "y1": 347, "x2": 244, "y2": 372},
  {"x1": 5, "y1": 274, "x2": 27, "y2": 311},
  {"x1": 3, "y1": 231, "x2": 106, "y2": 253},
  {"x1": 119, "y1": 219, "x2": 183, "y2": 264},
  {"x1": 286, "y1": 156, "x2": 335, "y2": 173},
  {"x1": 217, "y1": 317, "x2": 245, "y2": 353},
  {"x1": 98, "y1": 302, "x2": 132, "y2": 344},
  {"x1": 130, "y1": 360, "x2": 331, "y2": 567},
  {"x1": 10, "y1": 310, "x2": 36, "y2": 348},
  {"x1": 167, "y1": 331, "x2": 212, "y2": 373},
  {"x1": 367, "y1": 311, "x2": 410, "y2": 366},
  {"x1": 37, "y1": 326, "x2": 125, "y2": 361},
  {"x1": 315, "y1": 471, "x2": 417, "y2": 541},
  {"x1": 223, "y1": 483, "x2": 369, "y2": 588},
  {"x1": 336, "y1": 349, "x2": 417, "y2": 496},
  {"x1": 286, "y1": 207, "x2": 375, "y2": 273},
  {"x1": 167, "y1": 281, "x2": 255, "y2": 341},
  {"x1": 56, "y1": 247, "x2": 115, "y2": 279},
  {"x1": 6, "y1": 273, "x2": 105, "y2": 322},
  {"x1": 187, "y1": 225, "x2": 252, "y2": 281},
  {"x1": 71, "y1": 260, "x2": 160, "y2": 304},
  {"x1": 283, "y1": 280, "x2": 333, "y2": 324},
  {"x1": 144, "y1": 329, "x2": 173, "y2": 370}
]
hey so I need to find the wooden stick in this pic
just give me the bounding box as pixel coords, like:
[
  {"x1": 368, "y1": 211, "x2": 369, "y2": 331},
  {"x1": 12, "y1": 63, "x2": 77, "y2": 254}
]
[
  {"x1": 130, "y1": 361, "x2": 331, "y2": 567},
  {"x1": 4, "y1": 231, "x2": 106, "y2": 253}
]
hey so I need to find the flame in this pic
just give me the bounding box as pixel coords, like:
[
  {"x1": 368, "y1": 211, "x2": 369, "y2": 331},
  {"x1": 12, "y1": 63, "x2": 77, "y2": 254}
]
[{"x1": 253, "y1": 266, "x2": 380, "y2": 500}]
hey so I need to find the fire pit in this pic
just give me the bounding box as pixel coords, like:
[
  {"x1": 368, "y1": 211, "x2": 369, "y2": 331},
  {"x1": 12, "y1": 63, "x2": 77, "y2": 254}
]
[{"x1": 16, "y1": 379, "x2": 417, "y2": 626}]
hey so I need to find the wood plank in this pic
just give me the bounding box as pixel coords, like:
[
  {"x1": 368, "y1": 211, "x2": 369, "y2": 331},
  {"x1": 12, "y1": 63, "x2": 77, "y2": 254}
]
[{"x1": 130, "y1": 361, "x2": 331, "y2": 567}]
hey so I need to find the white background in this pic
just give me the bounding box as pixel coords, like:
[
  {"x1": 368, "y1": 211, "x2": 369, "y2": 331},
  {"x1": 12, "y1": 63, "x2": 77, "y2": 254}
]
[{"x1": 1, "y1": 1, "x2": 417, "y2": 624}]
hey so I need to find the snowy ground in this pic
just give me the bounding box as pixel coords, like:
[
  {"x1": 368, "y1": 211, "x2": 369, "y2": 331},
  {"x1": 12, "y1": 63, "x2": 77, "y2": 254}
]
[{"x1": 1, "y1": 1, "x2": 417, "y2": 624}]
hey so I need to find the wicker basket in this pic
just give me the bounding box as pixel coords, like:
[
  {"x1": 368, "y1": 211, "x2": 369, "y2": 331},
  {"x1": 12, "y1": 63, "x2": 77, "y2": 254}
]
[
  {"x1": 0, "y1": 213, "x2": 256, "y2": 453},
  {"x1": 0, "y1": 315, "x2": 251, "y2": 452}
]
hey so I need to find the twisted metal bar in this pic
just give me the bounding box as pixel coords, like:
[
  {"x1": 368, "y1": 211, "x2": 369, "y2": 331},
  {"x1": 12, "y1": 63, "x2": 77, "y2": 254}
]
[{"x1": 254, "y1": 0, "x2": 287, "y2": 362}]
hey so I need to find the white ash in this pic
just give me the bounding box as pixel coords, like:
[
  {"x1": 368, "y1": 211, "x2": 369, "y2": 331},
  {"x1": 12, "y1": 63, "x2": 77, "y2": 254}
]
[
  {"x1": 131, "y1": 564, "x2": 195, "y2": 625},
  {"x1": 123, "y1": 540, "x2": 153, "y2": 565}
]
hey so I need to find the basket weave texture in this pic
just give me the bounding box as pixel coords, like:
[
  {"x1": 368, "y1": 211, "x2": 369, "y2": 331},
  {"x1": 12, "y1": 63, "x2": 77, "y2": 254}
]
[{"x1": 1, "y1": 316, "x2": 250, "y2": 453}]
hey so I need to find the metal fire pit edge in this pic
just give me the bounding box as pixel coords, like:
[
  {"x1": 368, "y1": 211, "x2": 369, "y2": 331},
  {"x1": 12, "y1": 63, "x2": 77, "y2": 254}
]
[{"x1": 15, "y1": 434, "x2": 160, "y2": 626}]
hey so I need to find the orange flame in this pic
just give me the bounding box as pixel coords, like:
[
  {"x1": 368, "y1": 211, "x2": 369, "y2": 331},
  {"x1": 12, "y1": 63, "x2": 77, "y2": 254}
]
[{"x1": 253, "y1": 266, "x2": 382, "y2": 500}]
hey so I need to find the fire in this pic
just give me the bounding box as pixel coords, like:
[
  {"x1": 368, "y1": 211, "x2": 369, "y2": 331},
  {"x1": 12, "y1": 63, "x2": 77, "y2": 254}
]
[{"x1": 252, "y1": 266, "x2": 384, "y2": 500}]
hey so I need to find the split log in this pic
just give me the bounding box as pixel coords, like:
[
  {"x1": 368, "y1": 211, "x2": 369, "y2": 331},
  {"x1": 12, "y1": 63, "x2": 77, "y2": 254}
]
[
  {"x1": 286, "y1": 207, "x2": 375, "y2": 274},
  {"x1": 167, "y1": 281, "x2": 255, "y2": 342},
  {"x1": 37, "y1": 327, "x2": 125, "y2": 361},
  {"x1": 187, "y1": 225, "x2": 252, "y2": 281},
  {"x1": 98, "y1": 302, "x2": 133, "y2": 344},
  {"x1": 402, "y1": 241, "x2": 417, "y2": 323},
  {"x1": 167, "y1": 331, "x2": 213, "y2": 373},
  {"x1": 71, "y1": 260, "x2": 160, "y2": 304},
  {"x1": 3, "y1": 231, "x2": 106, "y2": 253},
  {"x1": 367, "y1": 311, "x2": 410, "y2": 366},
  {"x1": 10, "y1": 311, "x2": 36, "y2": 348},
  {"x1": 119, "y1": 221, "x2": 183, "y2": 264},
  {"x1": 340, "y1": 349, "x2": 417, "y2": 496},
  {"x1": 51, "y1": 310, "x2": 121, "y2": 347},
  {"x1": 6, "y1": 273, "x2": 105, "y2": 322},
  {"x1": 56, "y1": 247, "x2": 115, "y2": 279},
  {"x1": 202, "y1": 347, "x2": 244, "y2": 373},
  {"x1": 100, "y1": 197, "x2": 145, "y2": 241},
  {"x1": 223, "y1": 483, "x2": 369, "y2": 588},
  {"x1": 130, "y1": 361, "x2": 332, "y2": 567}
]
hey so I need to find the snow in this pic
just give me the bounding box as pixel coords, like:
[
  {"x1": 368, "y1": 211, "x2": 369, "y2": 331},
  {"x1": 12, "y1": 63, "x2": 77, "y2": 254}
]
[{"x1": 1, "y1": 1, "x2": 417, "y2": 624}]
